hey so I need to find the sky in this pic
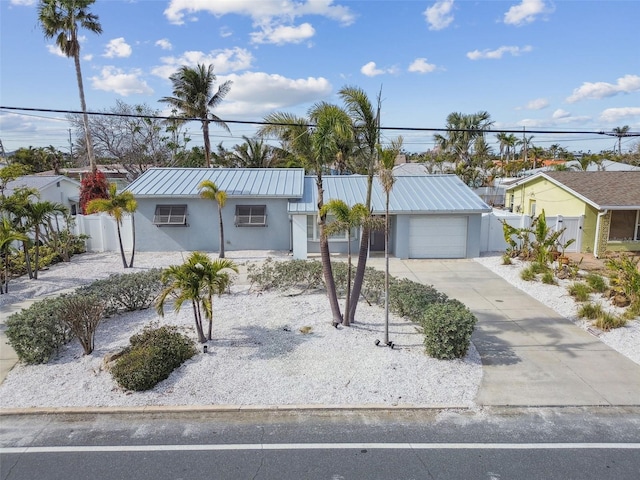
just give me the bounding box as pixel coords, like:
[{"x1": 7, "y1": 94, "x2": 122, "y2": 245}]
[{"x1": 0, "y1": 0, "x2": 639, "y2": 157}]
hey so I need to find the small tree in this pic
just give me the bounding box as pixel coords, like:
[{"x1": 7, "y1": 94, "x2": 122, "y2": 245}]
[
  {"x1": 86, "y1": 183, "x2": 137, "y2": 268},
  {"x1": 156, "y1": 252, "x2": 238, "y2": 343},
  {"x1": 60, "y1": 294, "x2": 105, "y2": 355},
  {"x1": 79, "y1": 170, "x2": 109, "y2": 214},
  {"x1": 0, "y1": 217, "x2": 28, "y2": 294},
  {"x1": 198, "y1": 180, "x2": 227, "y2": 258}
]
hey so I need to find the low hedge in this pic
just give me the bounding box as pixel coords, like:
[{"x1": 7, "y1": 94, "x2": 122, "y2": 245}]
[{"x1": 421, "y1": 300, "x2": 477, "y2": 360}]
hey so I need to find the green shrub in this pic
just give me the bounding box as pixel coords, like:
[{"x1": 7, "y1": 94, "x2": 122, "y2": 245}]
[
  {"x1": 360, "y1": 267, "x2": 386, "y2": 307},
  {"x1": 111, "y1": 325, "x2": 196, "y2": 391},
  {"x1": 530, "y1": 262, "x2": 550, "y2": 274},
  {"x1": 577, "y1": 303, "x2": 604, "y2": 320},
  {"x1": 606, "y1": 254, "x2": 640, "y2": 309},
  {"x1": 541, "y1": 270, "x2": 557, "y2": 285},
  {"x1": 501, "y1": 254, "x2": 513, "y2": 265},
  {"x1": 247, "y1": 258, "x2": 324, "y2": 292},
  {"x1": 421, "y1": 300, "x2": 477, "y2": 360},
  {"x1": 78, "y1": 269, "x2": 163, "y2": 316},
  {"x1": 520, "y1": 266, "x2": 536, "y2": 281},
  {"x1": 389, "y1": 278, "x2": 448, "y2": 322},
  {"x1": 5, "y1": 296, "x2": 72, "y2": 364},
  {"x1": 568, "y1": 282, "x2": 592, "y2": 302},
  {"x1": 592, "y1": 312, "x2": 627, "y2": 331},
  {"x1": 585, "y1": 273, "x2": 607, "y2": 293}
]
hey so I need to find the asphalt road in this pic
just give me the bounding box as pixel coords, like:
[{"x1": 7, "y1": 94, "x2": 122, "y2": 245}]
[{"x1": 2, "y1": 408, "x2": 640, "y2": 479}]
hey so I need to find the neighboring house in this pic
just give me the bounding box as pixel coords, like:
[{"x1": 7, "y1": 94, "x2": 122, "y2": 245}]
[
  {"x1": 505, "y1": 171, "x2": 640, "y2": 257},
  {"x1": 125, "y1": 168, "x2": 491, "y2": 260},
  {"x1": 520, "y1": 159, "x2": 640, "y2": 176},
  {"x1": 2, "y1": 175, "x2": 81, "y2": 214}
]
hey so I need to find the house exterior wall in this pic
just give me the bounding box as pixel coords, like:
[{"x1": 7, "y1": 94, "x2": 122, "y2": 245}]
[
  {"x1": 134, "y1": 197, "x2": 292, "y2": 252},
  {"x1": 508, "y1": 176, "x2": 586, "y2": 217},
  {"x1": 40, "y1": 179, "x2": 79, "y2": 212}
]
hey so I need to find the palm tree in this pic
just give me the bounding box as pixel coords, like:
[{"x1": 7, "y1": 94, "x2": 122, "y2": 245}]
[
  {"x1": 198, "y1": 180, "x2": 227, "y2": 258},
  {"x1": 377, "y1": 137, "x2": 402, "y2": 344},
  {"x1": 231, "y1": 136, "x2": 278, "y2": 168},
  {"x1": 85, "y1": 183, "x2": 137, "y2": 268},
  {"x1": 156, "y1": 252, "x2": 238, "y2": 343},
  {"x1": 259, "y1": 104, "x2": 351, "y2": 326},
  {"x1": 0, "y1": 217, "x2": 28, "y2": 294},
  {"x1": 38, "y1": 0, "x2": 101, "y2": 173},
  {"x1": 24, "y1": 200, "x2": 67, "y2": 279},
  {"x1": 320, "y1": 200, "x2": 370, "y2": 327},
  {"x1": 160, "y1": 64, "x2": 232, "y2": 168},
  {"x1": 440, "y1": 111, "x2": 493, "y2": 167},
  {"x1": 338, "y1": 86, "x2": 380, "y2": 323},
  {"x1": 613, "y1": 125, "x2": 630, "y2": 155}
]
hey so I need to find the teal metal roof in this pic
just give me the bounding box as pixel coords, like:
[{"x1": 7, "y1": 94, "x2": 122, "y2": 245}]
[
  {"x1": 125, "y1": 168, "x2": 305, "y2": 198},
  {"x1": 288, "y1": 174, "x2": 491, "y2": 214}
]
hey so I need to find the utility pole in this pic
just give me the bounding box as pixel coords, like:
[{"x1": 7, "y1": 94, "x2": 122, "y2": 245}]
[{"x1": 68, "y1": 129, "x2": 74, "y2": 165}]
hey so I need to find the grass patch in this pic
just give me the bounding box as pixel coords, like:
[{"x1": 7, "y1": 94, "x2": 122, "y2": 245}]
[
  {"x1": 592, "y1": 312, "x2": 627, "y2": 331},
  {"x1": 568, "y1": 282, "x2": 592, "y2": 302},
  {"x1": 577, "y1": 303, "x2": 604, "y2": 320},
  {"x1": 541, "y1": 271, "x2": 557, "y2": 285},
  {"x1": 585, "y1": 273, "x2": 607, "y2": 293},
  {"x1": 520, "y1": 266, "x2": 536, "y2": 281}
]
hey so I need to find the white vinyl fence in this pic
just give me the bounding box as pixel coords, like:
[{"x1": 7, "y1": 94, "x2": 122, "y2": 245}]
[{"x1": 73, "y1": 213, "x2": 133, "y2": 252}]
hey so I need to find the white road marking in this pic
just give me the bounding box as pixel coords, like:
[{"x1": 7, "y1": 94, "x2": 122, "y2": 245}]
[{"x1": 2, "y1": 442, "x2": 640, "y2": 454}]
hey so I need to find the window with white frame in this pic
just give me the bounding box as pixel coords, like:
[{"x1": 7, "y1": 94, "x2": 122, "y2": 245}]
[
  {"x1": 235, "y1": 205, "x2": 267, "y2": 226},
  {"x1": 609, "y1": 210, "x2": 640, "y2": 241},
  {"x1": 306, "y1": 215, "x2": 354, "y2": 241},
  {"x1": 153, "y1": 204, "x2": 187, "y2": 226}
]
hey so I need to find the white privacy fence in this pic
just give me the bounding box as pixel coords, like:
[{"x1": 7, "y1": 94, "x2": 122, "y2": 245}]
[{"x1": 73, "y1": 211, "x2": 583, "y2": 256}]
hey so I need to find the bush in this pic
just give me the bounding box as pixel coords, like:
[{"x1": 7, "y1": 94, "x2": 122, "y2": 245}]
[
  {"x1": 389, "y1": 278, "x2": 448, "y2": 322},
  {"x1": 520, "y1": 266, "x2": 536, "y2": 281},
  {"x1": 59, "y1": 294, "x2": 105, "y2": 355},
  {"x1": 577, "y1": 303, "x2": 604, "y2": 320},
  {"x1": 421, "y1": 300, "x2": 477, "y2": 360},
  {"x1": 585, "y1": 273, "x2": 607, "y2": 293},
  {"x1": 592, "y1": 312, "x2": 627, "y2": 331},
  {"x1": 541, "y1": 270, "x2": 557, "y2": 285},
  {"x1": 247, "y1": 258, "x2": 323, "y2": 292},
  {"x1": 568, "y1": 282, "x2": 592, "y2": 302},
  {"x1": 111, "y1": 325, "x2": 196, "y2": 391},
  {"x1": 5, "y1": 296, "x2": 72, "y2": 364},
  {"x1": 77, "y1": 269, "x2": 163, "y2": 316},
  {"x1": 606, "y1": 254, "x2": 640, "y2": 309}
]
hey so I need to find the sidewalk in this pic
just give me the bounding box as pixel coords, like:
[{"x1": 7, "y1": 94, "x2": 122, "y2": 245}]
[{"x1": 365, "y1": 258, "x2": 640, "y2": 407}]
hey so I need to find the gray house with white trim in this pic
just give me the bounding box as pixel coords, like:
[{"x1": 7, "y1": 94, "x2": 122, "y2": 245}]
[{"x1": 125, "y1": 168, "x2": 490, "y2": 259}]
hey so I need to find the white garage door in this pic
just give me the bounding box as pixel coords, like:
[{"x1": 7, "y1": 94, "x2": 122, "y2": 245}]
[{"x1": 409, "y1": 216, "x2": 468, "y2": 258}]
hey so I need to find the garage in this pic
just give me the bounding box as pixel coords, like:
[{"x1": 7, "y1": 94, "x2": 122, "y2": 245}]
[{"x1": 409, "y1": 216, "x2": 468, "y2": 258}]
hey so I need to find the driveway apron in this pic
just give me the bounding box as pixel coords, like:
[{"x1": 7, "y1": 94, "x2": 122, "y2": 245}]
[{"x1": 368, "y1": 258, "x2": 640, "y2": 407}]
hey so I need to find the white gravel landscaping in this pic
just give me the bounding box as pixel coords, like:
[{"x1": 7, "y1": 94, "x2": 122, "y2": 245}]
[{"x1": 0, "y1": 251, "x2": 482, "y2": 409}]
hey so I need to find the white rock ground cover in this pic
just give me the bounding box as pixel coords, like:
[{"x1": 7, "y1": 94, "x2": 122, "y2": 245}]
[{"x1": 0, "y1": 251, "x2": 482, "y2": 408}]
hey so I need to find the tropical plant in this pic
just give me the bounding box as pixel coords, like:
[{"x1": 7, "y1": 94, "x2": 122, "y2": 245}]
[
  {"x1": 160, "y1": 63, "x2": 232, "y2": 168},
  {"x1": 198, "y1": 180, "x2": 227, "y2": 258},
  {"x1": 230, "y1": 136, "x2": 278, "y2": 168},
  {"x1": 377, "y1": 138, "x2": 402, "y2": 344},
  {"x1": 0, "y1": 217, "x2": 28, "y2": 294},
  {"x1": 85, "y1": 183, "x2": 137, "y2": 268},
  {"x1": 156, "y1": 252, "x2": 238, "y2": 343},
  {"x1": 23, "y1": 200, "x2": 67, "y2": 279},
  {"x1": 79, "y1": 169, "x2": 109, "y2": 214},
  {"x1": 320, "y1": 200, "x2": 372, "y2": 326},
  {"x1": 612, "y1": 125, "x2": 630, "y2": 155},
  {"x1": 38, "y1": 0, "x2": 101, "y2": 172},
  {"x1": 435, "y1": 111, "x2": 494, "y2": 167}
]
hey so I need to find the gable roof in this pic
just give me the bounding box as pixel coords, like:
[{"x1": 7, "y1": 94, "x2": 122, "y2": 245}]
[
  {"x1": 3, "y1": 175, "x2": 80, "y2": 196},
  {"x1": 506, "y1": 171, "x2": 640, "y2": 209},
  {"x1": 125, "y1": 168, "x2": 305, "y2": 198},
  {"x1": 288, "y1": 174, "x2": 491, "y2": 214}
]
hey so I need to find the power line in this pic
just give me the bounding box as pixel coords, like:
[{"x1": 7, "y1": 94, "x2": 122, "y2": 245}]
[{"x1": 2, "y1": 105, "x2": 638, "y2": 138}]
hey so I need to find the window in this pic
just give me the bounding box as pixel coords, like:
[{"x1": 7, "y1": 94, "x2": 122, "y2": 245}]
[
  {"x1": 529, "y1": 200, "x2": 536, "y2": 216},
  {"x1": 609, "y1": 210, "x2": 640, "y2": 241},
  {"x1": 306, "y1": 215, "x2": 354, "y2": 241},
  {"x1": 235, "y1": 205, "x2": 266, "y2": 227},
  {"x1": 153, "y1": 205, "x2": 187, "y2": 226}
]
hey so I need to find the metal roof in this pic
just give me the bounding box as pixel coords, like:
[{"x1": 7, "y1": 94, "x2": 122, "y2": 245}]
[
  {"x1": 288, "y1": 174, "x2": 491, "y2": 214},
  {"x1": 125, "y1": 168, "x2": 305, "y2": 198}
]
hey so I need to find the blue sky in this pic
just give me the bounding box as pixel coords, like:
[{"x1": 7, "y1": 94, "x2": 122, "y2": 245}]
[{"x1": 1, "y1": 0, "x2": 639, "y2": 156}]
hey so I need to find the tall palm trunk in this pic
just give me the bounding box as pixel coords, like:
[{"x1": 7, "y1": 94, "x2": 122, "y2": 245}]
[
  {"x1": 384, "y1": 194, "x2": 390, "y2": 345},
  {"x1": 115, "y1": 222, "x2": 128, "y2": 268},
  {"x1": 343, "y1": 237, "x2": 353, "y2": 326},
  {"x1": 128, "y1": 213, "x2": 136, "y2": 268},
  {"x1": 317, "y1": 177, "x2": 343, "y2": 326},
  {"x1": 33, "y1": 226, "x2": 41, "y2": 280},
  {"x1": 217, "y1": 203, "x2": 225, "y2": 258},
  {"x1": 73, "y1": 51, "x2": 96, "y2": 172},
  {"x1": 203, "y1": 119, "x2": 211, "y2": 167}
]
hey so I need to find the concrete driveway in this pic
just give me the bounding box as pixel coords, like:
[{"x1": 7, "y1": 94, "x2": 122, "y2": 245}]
[{"x1": 366, "y1": 257, "x2": 640, "y2": 407}]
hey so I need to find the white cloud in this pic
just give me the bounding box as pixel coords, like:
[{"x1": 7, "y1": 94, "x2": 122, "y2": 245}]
[
  {"x1": 46, "y1": 44, "x2": 67, "y2": 58},
  {"x1": 155, "y1": 39, "x2": 173, "y2": 51},
  {"x1": 215, "y1": 71, "x2": 332, "y2": 117},
  {"x1": 83, "y1": 54, "x2": 93, "y2": 61},
  {"x1": 10, "y1": 0, "x2": 36, "y2": 5},
  {"x1": 424, "y1": 0, "x2": 454, "y2": 31},
  {"x1": 566, "y1": 75, "x2": 640, "y2": 103},
  {"x1": 91, "y1": 67, "x2": 153, "y2": 96},
  {"x1": 220, "y1": 27, "x2": 233, "y2": 38},
  {"x1": 517, "y1": 110, "x2": 591, "y2": 128},
  {"x1": 151, "y1": 47, "x2": 254, "y2": 79},
  {"x1": 251, "y1": 23, "x2": 315, "y2": 45},
  {"x1": 408, "y1": 58, "x2": 437, "y2": 74},
  {"x1": 360, "y1": 61, "x2": 397, "y2": 77},
  {"x1": 524, "y1": 98, "x2": 549, "y2": 110},
  {"x1": 600, "y1": 107, "x2": 640, "y2": 123},
  {"x1": 504, "y1": 0, "x2": 549, "y2": 26},
  {"x1": 552, "y1": 109, "x2": 571, "y2": 119},
  {"x1": 466, "y1": 45, "x2": 532, "y2": 60},
  {"x1": 103, "y1": 38, "x2": 132, "y2": 58}
]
